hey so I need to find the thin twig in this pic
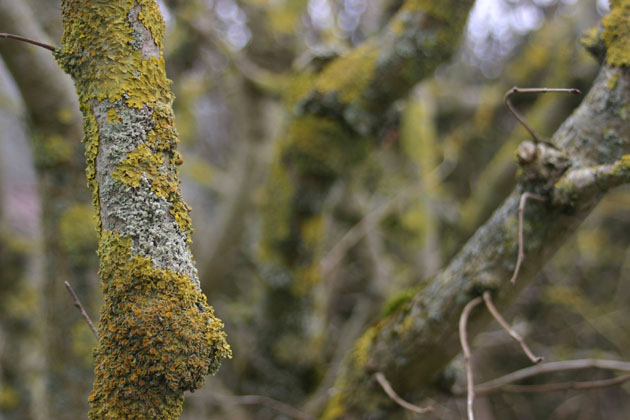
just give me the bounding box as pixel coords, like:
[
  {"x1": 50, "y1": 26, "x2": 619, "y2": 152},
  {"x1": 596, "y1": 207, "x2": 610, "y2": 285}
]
[
  {"x1": 0, "y1": 33, "x2": 56, "y2": 51},
  {"x1": 482, "y1": 291, "x2": 543, "y2": 364},
  {"x1": 456, "y1": 359, "x2": 630, "y2": 396},
  {"x1": 510, "y1": 192, "x2": 546, "y2": 285},
  {"x1": 494, "y1": 373, "x2": 630, "y2": 394},
  {"x1": 504, "y1": 87, "x2": 581, "y2": 144},
  {"x1": 374, "y1": 372, "x2": 434, "y2": 414},
  {"x1": 64, "y1": 281, "x2": 98, "y2": 339},
  {"x1": 459, "y1": 296, "x2": 483, "y2": 420},
  {"x1": 213, "y1": 393, "x2": 315, "y2": 420}
]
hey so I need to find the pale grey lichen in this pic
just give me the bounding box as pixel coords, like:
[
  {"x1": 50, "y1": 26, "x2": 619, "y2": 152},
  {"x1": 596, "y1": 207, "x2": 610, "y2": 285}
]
[{"x1": 93, "y1": 100, "x2": 199, "y2": 287}]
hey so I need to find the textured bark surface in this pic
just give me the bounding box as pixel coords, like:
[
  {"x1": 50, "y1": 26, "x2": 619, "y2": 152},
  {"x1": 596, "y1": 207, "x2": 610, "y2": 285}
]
[
  {"x1": 321, "y1": 4, "x2": 630, "y2": 417},
  {"x1": 54, "y1": 1, "x2": 230, "y2": 418}
]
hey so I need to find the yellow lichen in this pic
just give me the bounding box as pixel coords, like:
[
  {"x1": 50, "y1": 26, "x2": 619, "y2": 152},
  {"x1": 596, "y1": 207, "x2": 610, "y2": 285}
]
[
  {"x1": 315, "y1": 43, "x2": 379, "y2": 104},
  {"x1": 91, "y1": 231, "x2": 230, "y2": 420},
  {"x1": 113, "y1": 143, "x2": 164, "y2": 188},
  {"x1": 107, "y1": 108, "x2": 120, "y2": 123},
  {"x1": 601, "y1": 0, "x2": 630, "y2": 67},
  {"x1": 353, "y1": 325, "x2": 378, "y2": 367},
  {"x1": 138, "y1": 1, "x2": 165, "y2": 48}
]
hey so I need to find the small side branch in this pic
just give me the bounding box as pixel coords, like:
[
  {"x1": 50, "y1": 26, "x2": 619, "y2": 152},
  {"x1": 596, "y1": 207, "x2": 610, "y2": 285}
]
[
  {"x1": 510, "y1": 192, "x2": 546, "y2": 285},
  {"x1": 373, "y1": 372, "x2": 434, "y2": 415},
  {"x1": 64, "y1": 281, "x2": 98, "y2": 339},
  {"x1": 482, "y1": 291, "x2": 543, "y2": 364},
  {"x1": 0, "y1": 33, "x2": 56, "y2": 51},
  {"x1": 459, "y1": 296, "x2": 483, "y2": 420},
  {"x1": 504, "y1": 87, "x2": 581, "y2": 144}
]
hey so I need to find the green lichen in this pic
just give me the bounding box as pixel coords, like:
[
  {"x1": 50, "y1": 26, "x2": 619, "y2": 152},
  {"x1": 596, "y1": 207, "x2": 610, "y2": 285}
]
[
  {"x1": 601, "y1": 0, "x2": 630, "y2": 67},
  {"x1": 553, "y1": 176, "x2": 580, "y2": 208},
  {"x1": 315, "y1": 43, "x2": 379, "y2": 104},
  {"x1": 607, "y1": 70, "x2": 620, "y2": 89},
  {"x1": 611, "y1": 154, "x2": 630, "y2": 178},
  {"x1": 91, "y1": 231, "x2": 230, "y2": 420},
  {"x1": 381, "y1": 288, "x2": 416, "y2": 317}
]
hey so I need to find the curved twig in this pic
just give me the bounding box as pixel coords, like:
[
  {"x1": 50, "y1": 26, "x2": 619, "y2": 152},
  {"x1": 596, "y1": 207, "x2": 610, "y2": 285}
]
[
  {"x1": 483, "y1": 291, "x2": 542, "y2": 363},
  {"x1": 504, "y1": 87, "x2": 581, "y2": 144},
  {"x1": 459, "y1": 296, "x2": 483, "y2": 420},
  {"x1": 510, "y1": 192, "x2": 546, "y2": 285},
  {"x1": 374, "y1": 372, "x2": 434, "y2": 415}
]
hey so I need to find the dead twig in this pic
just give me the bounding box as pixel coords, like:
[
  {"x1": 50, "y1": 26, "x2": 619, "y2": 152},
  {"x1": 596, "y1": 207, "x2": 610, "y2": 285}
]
[
  {"x1": 373, "y1": 372, "x2": 434, "y2": 415},
  {"x1": 510, "y1": 192, "x2": 546, "y2": 285},
  {"x1": 456, "y1": 359, "x2": 630, "y2": 396},
  {"x1": 459, "y1": 296, "x2": 483, "y2": 420},
  {"x1": 504, "y1": 87, "x2": 581, "y2": 144},
  {"x1": 493, "y1": 373, "x2": 630, "y2": 394},
  {"x1": 482, "y1": 291, "x2": 543, "y2": 364},
  {"x1": 0, "y1": 33, "x2": 56, "y2": 51},
  {"x1": 64, "y1": 281, "x2": 98, "y2": 339},
  {"x1": 213, "y1": 393, "x2": 315, "y2": 420}
]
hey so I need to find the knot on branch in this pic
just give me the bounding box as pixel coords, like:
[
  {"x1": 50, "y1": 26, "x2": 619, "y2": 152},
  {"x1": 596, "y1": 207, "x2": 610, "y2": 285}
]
[{"x1": 517, "y1": 141, "x2": 570, "y2": 192}]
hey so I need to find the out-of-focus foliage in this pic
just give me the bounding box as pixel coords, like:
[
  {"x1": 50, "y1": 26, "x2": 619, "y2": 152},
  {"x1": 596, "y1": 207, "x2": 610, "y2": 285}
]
[{"x1": 1, "y1": 0, "x2": 629, "y2": 419}]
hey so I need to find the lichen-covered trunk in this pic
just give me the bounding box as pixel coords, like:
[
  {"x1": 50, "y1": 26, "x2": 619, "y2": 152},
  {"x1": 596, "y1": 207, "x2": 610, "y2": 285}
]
[{"x1": 54, "y1": 1, "x2": 230, "y2": 418}]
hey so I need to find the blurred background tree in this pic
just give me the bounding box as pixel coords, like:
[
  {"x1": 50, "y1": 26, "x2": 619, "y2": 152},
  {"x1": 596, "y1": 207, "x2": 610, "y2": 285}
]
[{"x1": 1, "y1": 0, "x2": 629, "y2": 419}]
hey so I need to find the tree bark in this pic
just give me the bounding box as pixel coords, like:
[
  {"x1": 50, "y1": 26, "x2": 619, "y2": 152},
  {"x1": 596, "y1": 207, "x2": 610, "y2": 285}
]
[{"x1": 54, "y1": 1, "x2": 230, "y2": 418}]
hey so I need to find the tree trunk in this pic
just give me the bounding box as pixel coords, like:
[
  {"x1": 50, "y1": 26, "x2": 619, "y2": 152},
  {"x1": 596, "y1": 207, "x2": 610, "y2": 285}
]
[{"x1": 54, "y1": 1, "x2": 230, "y2": 418}]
